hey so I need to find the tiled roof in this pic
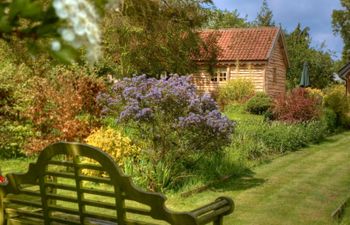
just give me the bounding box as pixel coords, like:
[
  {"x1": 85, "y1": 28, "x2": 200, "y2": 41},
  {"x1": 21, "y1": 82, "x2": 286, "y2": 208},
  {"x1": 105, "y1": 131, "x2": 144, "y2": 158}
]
[{"x1": 197, "y1": 27, "x2": 280, "y2": 62}]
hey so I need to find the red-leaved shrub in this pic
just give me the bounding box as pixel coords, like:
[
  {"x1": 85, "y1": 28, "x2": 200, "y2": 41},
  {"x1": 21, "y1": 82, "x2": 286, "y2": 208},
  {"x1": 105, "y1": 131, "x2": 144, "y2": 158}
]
[
  {"x1": 25, "y1": 72, "x2": 105, "y2": 154},
  {"x1": 272, "y1": 88, "x2": 320, "y2": 123}
]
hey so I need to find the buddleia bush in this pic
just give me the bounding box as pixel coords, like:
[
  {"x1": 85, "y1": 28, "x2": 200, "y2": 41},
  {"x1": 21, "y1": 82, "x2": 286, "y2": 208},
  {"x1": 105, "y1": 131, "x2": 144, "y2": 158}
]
[{"x1": 99, "y1": 75, "x2": 235, "y2": 190}]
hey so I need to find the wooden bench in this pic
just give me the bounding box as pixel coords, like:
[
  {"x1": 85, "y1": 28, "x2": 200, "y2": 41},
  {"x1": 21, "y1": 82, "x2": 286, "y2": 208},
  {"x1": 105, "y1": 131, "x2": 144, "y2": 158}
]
[{"x1": 0, "y1": 142, "x2": 234, "y2": 225}]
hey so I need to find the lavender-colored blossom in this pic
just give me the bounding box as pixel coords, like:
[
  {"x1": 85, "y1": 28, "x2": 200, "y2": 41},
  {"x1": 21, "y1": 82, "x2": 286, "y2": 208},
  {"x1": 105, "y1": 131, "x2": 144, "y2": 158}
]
[{"x1": 98, "y1": 74, "x2": 235, "y2": 152}]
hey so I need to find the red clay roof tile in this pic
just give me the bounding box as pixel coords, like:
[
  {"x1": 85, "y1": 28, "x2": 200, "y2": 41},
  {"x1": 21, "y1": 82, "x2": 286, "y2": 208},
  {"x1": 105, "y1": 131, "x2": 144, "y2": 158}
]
[{"x1": 197, "y1": 27, "x2": 280, "y2": 61}]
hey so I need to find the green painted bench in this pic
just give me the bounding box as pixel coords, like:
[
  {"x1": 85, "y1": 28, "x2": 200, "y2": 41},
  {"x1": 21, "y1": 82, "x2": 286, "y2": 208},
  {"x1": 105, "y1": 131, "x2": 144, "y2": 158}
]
[{"x1": 0, "y1": 142, "x2": 234, "y2": 225}]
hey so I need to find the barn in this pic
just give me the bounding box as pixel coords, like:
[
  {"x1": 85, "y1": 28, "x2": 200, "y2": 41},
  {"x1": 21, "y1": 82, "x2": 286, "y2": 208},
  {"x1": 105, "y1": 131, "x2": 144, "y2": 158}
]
[{"x1": 192, "y1": 27, "x2": 289, "y2": 98}]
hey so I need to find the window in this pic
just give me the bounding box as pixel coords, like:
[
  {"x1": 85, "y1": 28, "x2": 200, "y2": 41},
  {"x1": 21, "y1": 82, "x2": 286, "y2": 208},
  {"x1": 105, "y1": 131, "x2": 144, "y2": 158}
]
[
  {"x1": 219, "y1": 70, "x2": 227, "y2": 81},
  {"x1": 210, "y1": 73, "x2": 217, "y2": 82},
  {"x1": 211, "y1": 68, "x2": 227, "y2": 82},
  {"x1": 273, "y1": 68, "x2": 277, "y2": 82}
]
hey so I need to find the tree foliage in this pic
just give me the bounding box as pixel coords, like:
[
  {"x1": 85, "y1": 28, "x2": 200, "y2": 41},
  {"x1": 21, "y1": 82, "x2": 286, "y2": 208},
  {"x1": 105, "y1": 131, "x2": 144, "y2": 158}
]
[
  {"x1": 254, "y1": 0, "x2": 275, "y2": 27},
  {"x1": 332, "y1": 0, "x2": 350, "y2": 62},
  {"x1": 102, "y1": 0, "x2": 213, "y2": 78},
  {"x1": 203, "y1": 8, "x2": 249, "y2": 29},
  {"x1": 285, "y1": 23, "x2": 336, "y2": 89}
]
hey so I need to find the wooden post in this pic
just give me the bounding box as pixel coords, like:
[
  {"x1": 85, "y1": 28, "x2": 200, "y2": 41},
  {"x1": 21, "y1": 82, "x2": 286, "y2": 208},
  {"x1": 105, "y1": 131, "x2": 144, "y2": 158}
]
[{"x1": 213, "y1": 216, "x2": 223, "y2": 225}]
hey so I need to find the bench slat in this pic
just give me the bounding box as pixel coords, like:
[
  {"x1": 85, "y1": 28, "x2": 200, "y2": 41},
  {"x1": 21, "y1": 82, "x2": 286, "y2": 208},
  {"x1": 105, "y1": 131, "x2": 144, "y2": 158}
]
[
  {"x1": 45, "y1": 182, "x2": 77, "y2": 191},
  {"x1": 78, "y1": 175, "x2": 111, "y2": 184},
  {"x1": 46, "y1": 193, "x2": 77, "y2": 203},
  {"x1": 50, "y1": 216, "x2": 81, "y2": 225},
  {"x1": 82, "y1": 199, "x2": 116, "y2": 210},
  {"x1": 125, "y1": 206, "x2": 151, "y2": 216},
  {"x1": 81, "y1": 187, "x2": 116, "y2": 197},
  {"x1": 83, "y1": 211, "x2": 118, "y2": 222},
  {"x1": 48, "y1": 205, "x2": 80, "y2": 215},
  {"x1": 5, "y1": 208, "x2": 44, "y2": 219},
  {"x1": 20, "y1": 190, "x2": 41, "y2": 197},
  {"x1": 4, "y1": 198, "x2": 42, "y2": 208},
  {"x1": 45, "y1": 171, "x2": 75, "y2": 179},
  {"x1": 48, "y1": 160, "x2": 105, "y2": 171}
]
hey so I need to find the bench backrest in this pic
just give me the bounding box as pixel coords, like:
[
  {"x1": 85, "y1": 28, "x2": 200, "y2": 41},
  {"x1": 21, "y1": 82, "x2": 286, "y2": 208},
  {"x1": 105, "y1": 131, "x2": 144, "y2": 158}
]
[{"x1": 1, "y1": 142, "x2": 198, "y2": 225}]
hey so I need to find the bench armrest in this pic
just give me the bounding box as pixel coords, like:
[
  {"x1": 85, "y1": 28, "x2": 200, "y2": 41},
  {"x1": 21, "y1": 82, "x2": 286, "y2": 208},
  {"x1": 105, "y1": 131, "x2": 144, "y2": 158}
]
[{"x1": 191, "y1": 197, "x2": 234, "y2": 225}]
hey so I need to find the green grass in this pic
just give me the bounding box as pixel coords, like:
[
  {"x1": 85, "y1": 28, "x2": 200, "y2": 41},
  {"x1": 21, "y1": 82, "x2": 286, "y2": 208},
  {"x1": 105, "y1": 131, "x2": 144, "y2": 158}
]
[
  {"x1": 0, "y1": 157, "x2": 35, "y2": 174},
  {"x1": 340, "y1": 202, "x2": 350, "y2": 225},
  {"x1": 166, "y1": 132, "x2": 350, "y2": 225}
]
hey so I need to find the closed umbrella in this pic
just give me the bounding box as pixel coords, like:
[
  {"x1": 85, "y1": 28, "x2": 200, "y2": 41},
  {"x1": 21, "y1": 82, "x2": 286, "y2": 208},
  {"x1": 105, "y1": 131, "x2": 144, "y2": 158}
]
[{"x1": 300, "y1": 62, "x2": 310, "y2": 87}]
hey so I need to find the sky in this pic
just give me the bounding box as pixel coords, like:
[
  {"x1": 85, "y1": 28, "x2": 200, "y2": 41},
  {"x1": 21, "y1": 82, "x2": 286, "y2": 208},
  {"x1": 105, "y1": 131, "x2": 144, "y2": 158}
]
[{"x1": 212, "y1": 0, "x2": 344, "y2": 60}]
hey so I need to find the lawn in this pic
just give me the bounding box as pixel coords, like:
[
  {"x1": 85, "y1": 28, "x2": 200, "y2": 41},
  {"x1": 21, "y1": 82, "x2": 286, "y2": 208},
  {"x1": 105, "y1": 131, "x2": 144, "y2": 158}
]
[
  {"x1": 1, "y1": 132, "x2": 349, "y2": 225},
  {"x1": 166, "y1": 132, "x2": 350, "y2": 225}
]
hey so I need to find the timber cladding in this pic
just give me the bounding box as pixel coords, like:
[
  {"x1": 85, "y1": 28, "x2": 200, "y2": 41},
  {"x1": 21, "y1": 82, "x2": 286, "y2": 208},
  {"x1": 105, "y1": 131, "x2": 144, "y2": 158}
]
[
  {"x1": 338, "y1": 62, "x2": 350, "y2": 95},
  {"x1": 193, "y1": 27, "x2": 289, "y2": 98}
]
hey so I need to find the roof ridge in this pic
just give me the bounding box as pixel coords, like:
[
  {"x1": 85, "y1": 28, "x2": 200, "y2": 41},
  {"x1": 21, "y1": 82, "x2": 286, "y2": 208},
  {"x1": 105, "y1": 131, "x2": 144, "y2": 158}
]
[{"x1": 199, "y1": 27, "x2": 279, "y2": 32}]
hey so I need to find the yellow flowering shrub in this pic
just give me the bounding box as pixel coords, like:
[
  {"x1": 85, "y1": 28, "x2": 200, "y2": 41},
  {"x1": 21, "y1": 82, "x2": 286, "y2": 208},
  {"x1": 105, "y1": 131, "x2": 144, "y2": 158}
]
[
  {"x1": 85, "y1": 127, "x2": 140, "y2": 165},
  {"x1": 323, "y1": 85, "x2": 348, "y2": 111},
  {"x1": 305, "y1": 87, "x2": 324, "y2": 105},
  {"x1": 82, "y1": 127, "x2": 140, "y2": 177},
  {"x1": 306, "y1": 87, "x2": 324, "y2": 98}
]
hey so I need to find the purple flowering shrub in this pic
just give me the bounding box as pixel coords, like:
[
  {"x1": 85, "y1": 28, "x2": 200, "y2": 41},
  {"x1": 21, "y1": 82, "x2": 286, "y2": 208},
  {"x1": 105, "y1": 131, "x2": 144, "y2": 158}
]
[{"x1": 99, "y1": 75, "x2": 235, "y2": 190}]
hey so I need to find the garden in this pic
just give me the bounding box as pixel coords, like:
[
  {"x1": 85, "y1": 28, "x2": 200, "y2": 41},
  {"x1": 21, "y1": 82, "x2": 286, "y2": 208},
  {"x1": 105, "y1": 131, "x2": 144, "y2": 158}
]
[{"x1": 2, "y1": 67, "x2": 350, "y2": 192}]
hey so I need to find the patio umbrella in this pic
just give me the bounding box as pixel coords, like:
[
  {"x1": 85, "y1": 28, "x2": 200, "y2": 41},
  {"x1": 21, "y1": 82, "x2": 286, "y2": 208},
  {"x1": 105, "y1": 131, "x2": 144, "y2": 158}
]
[{"x1": 300, "y1": 62, "x2": 310, "y2": 87}]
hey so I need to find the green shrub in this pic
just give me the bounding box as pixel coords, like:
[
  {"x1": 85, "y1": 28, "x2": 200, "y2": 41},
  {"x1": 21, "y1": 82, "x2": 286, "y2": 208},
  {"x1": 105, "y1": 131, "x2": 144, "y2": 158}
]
[
  {"x1": 245, "y1": 92, "x2": 272, "y2": 115},
  {"x1": 321, "y1": 108, "x2": 338, "y2": 132},
  {"x1": 303, "y1": 121, "x2": 327, "y2": 144},
  {"x1": 227, "y1": 109, "x2": 327, "y2": 161},
  {"x1": 256, "y1": 123, "x2": 307, "y2": 152},
  {"x1": 230, "y1": 123, "x2": 270, "y2": 161},
  {"x1": 0, "y1": 122, "x2": 32, "y2": 159},
  {"x1": 218, "y1": 78, "x2": 255, "y2": 108},
  {"x1": 323, "y1": 85, "x2": 350, "y2": 129},
  {"x1": 340, "y1": 114, "x2": 350, "y2": 129}
]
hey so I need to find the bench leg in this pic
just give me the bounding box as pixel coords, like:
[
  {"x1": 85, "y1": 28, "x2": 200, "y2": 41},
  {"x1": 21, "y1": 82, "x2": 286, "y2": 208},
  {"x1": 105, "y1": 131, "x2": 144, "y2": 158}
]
[{"x1": 213, "y1": 216, "x2": 223, "y2": 225}]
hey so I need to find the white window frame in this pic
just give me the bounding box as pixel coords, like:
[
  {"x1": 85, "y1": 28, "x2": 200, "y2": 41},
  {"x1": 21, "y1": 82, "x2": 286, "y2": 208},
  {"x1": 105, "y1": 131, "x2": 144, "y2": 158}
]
[{"x1": 211, "y1": 68, "x2": 227, "y2": 82}]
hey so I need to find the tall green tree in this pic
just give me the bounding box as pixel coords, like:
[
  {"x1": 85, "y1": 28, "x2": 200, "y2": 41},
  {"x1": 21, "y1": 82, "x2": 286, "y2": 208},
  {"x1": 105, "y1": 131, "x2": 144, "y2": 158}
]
[
  {"x1": 203, "y1": 8, "x2": 249, "y2": 29},
  {"x1": 102, "y1": 0, "x2": 213, "y2": 78},
  {"x1": 285, "y1": 23, "x2": 336, "y2": 89},
  {"x1": 254, "y1": 0, "x2": 275, "y2": 27},
  {"x1": 332, "y1": 0, "x2": 350, "y2": 62}
]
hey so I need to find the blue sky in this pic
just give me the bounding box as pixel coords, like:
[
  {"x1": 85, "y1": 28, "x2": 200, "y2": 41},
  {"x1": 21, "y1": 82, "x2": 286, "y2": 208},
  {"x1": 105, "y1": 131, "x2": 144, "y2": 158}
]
[{"x1": 212, "y1": 0, "x2": 344, "y2": 60}]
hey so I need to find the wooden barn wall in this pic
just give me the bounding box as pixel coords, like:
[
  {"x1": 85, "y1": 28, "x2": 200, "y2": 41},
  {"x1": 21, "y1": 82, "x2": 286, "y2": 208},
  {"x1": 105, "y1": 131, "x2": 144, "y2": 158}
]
[
  {"x1": 265, "y1": 39, "x2": 287, "y2": 98},
  {"x1": 230, "y1": 64, "x2": 265, "y2": 92},
  {"x1": 192, "y1": 64, "x2": 265, "y2": 93}
]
